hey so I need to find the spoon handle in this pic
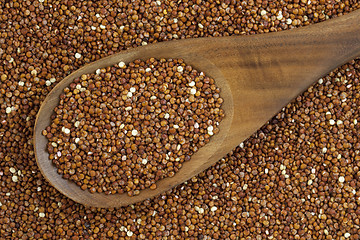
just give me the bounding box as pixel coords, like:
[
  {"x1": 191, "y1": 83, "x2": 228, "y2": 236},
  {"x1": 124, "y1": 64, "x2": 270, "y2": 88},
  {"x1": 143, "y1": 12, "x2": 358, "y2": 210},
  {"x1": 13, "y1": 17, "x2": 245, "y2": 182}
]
[
  {"x1": 210, "y1": 9, "x2": 360, "y2": 89},
  {"x1": 298, "y1": 10, "x2": 360, "y2": 69},
  {"x1": 199, "y1": 9, "x2": 360, "y2": 158}
]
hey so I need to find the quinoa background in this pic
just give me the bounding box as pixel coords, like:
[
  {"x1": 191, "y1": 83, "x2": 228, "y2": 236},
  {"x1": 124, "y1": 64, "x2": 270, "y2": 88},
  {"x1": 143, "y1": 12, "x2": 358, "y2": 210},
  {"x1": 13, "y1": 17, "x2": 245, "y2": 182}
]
[{"x1": 0, "y1": 0, "x2": 360, "y2": 239}]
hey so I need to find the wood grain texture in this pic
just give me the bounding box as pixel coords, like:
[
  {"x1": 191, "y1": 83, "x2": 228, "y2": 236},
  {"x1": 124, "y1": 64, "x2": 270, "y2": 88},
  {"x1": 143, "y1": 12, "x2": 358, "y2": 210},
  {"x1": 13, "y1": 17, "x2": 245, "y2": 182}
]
[{"x1": 34, "y1": 10, "x2": 360, "y2": 208}]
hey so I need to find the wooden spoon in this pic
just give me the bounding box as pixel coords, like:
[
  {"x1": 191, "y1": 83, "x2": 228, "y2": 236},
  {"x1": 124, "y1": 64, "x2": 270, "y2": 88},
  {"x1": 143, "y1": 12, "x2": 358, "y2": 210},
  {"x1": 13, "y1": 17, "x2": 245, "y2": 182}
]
[{"x1": 34, "y1": 10, "x2": 360, "y2": 208}]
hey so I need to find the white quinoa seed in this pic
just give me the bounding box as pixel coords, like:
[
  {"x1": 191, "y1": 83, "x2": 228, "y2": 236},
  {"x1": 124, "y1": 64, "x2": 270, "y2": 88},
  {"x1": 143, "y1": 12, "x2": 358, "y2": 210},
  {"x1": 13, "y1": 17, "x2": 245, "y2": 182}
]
[
  {"x1": 211, "y1": 206, "x2": 218, "y2": 212},
  {"x1": 177, "y1": 66, "x2": 183, "y2": 72},
  {"x1": 142, "y1": 159, "x2": 148, "y2": 164},
  {"x1": 6, "y1": 107, "x2": 12, "y2": 114},
  {"x1": 9, "y1": 167, "x2": 16, "y2": 174},
  {"x1": 130, "y1": 87, "x2": 136, "y2": 93},
  {"x1": 329, "y1": 119, "x2": 335, "y2": 125},
  {"x1": 64, "y1": 128, "x2": 70, "y2": 134},
  {"x1": 190, "y1": 88, "x2": 196, "y2": 95},
  {"x1": 118, "y1": 61, "x2": 126, "y2": 68},
  {"x1": 164, "y1": 113, "x2": 170, "y2": 119},
  {"x1": 18, "y1": 81, "x2": 24, "y2": 86},
  {"x1": 96, "y1": 69, "x2": 101, "y2": 74},
  {"x1": 39, "y1": 212, "x2": 45, "y2": 218},
  {"x1": 339, "y1": 176, "x2": 345, "y2": 183},
  {"x1": 344, "y1": 233, "x2": 351, "y2": 238},
  {"x1": 189, "y1": 81, "x2": 195, "y2": 87},
  {"x1": 198, "y1": 208, "x2": 204, "y2": 214},
  {"x1": 12, "y1": 175, "x2": 18, "y2": 182},
  {"x1": 145, "y1": 67, "x2": 151, "y2": 72},
  {"x1": 75, "y1": 53, "x2": 82, "y2": 59},
  {"x1": 131, "y1": 130, "x2": 138, "y2": 136}
]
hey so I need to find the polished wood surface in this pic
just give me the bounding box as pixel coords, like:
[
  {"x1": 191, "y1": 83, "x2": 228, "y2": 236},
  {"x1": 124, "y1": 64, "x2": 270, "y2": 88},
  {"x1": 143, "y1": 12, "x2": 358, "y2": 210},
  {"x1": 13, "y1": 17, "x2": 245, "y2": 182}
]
[{"x1": 34, "y1": 10, "x2": 360, "y2": 208}]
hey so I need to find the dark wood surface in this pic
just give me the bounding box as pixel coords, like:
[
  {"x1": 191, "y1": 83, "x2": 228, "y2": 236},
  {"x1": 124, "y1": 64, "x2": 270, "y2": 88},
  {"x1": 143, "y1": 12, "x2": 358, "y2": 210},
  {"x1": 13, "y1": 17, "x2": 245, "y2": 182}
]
[{"x1": 34, "y1": 10, "x2": 360, "y2": 208}]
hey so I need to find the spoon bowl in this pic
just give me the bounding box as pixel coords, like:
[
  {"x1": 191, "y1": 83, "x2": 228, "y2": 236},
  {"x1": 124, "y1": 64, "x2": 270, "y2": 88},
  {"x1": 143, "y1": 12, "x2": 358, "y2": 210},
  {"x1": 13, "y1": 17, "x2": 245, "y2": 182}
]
[{"x1": 34, "y1": 10, "x2": 360, "y2": 208}]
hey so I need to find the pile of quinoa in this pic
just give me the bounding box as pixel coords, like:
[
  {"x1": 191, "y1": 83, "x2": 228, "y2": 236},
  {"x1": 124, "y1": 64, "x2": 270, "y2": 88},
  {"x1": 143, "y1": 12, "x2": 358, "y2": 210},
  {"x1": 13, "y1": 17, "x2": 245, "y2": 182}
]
[
  {"x1": 43, "y1": 58, "x2": 224, "y2": 196},
  {"x1": 1, "y1": 0, "x2": 360, "y2": 239}
]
